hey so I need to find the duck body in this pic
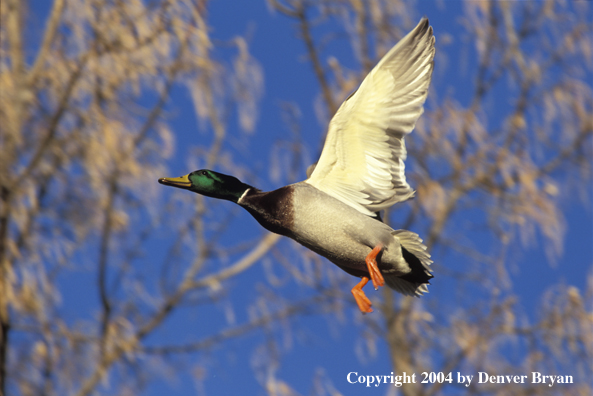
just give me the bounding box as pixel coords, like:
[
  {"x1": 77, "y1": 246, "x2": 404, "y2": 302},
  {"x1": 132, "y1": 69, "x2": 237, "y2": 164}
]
[{"x1": 239, "y1": 182, "x2": 432, "y2": 296}]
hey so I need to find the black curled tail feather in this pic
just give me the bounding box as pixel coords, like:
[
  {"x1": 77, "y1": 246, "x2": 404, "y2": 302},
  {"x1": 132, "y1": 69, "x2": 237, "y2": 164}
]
[
  {"x1": 400, "y1": 247, "x2": 433, "y2": 284},
  {"x1": 384, "y1": 230, "x2": 433, "y2": 296}
]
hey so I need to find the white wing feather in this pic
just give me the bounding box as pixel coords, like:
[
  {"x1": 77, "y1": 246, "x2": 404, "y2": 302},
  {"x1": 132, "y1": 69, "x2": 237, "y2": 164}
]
[{"x1": 306, "y1": 18, "x2": 435, "y2": 216}]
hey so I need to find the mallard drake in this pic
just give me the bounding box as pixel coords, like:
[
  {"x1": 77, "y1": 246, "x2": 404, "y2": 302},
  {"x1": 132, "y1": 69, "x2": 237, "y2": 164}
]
[{"x1": 160, "y1": 18, "x2": 435, "y2": 313}]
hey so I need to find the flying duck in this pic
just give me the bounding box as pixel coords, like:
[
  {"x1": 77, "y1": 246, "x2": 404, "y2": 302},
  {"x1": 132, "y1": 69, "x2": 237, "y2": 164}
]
[{"x1": 159, "y1": 18, "x2": 435, "y2": 313}]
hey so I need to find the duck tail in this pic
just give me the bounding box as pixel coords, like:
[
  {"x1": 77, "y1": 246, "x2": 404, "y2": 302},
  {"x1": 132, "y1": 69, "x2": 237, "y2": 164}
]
[{"x1": 384, "y1": 230, "x2": 434, "y2": 296}]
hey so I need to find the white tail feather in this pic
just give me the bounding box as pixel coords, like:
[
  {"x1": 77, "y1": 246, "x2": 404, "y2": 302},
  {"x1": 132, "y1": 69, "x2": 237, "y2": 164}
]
[{"x1": 384, "y1": 230, "x2": 433, "y2": 296}]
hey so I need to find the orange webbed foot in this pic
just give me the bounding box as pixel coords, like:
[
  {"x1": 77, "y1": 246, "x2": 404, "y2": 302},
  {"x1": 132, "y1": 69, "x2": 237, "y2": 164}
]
[
  {"x1": 365, "y1": 244, "x2": 385, "y2": 290},
  {"x1": 351, "y1": 277, "x2": 373, "y2": 313}
]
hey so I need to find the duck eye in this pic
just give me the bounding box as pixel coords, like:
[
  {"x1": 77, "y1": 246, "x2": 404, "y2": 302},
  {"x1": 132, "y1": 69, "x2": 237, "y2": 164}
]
[{"x1": 201, "y1": 170, "x2": 208, "y2": 176}]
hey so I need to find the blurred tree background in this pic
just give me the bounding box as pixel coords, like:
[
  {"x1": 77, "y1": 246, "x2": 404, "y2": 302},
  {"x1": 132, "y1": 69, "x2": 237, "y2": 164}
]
[{"x1": 1, "y1": 0, "x2": 591, "y2": 395}]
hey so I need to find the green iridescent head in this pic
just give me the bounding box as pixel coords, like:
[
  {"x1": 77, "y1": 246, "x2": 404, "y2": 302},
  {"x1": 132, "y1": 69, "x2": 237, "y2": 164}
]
[{"x1": 158, "y1": 170, "x2": 251, "y2": 203}]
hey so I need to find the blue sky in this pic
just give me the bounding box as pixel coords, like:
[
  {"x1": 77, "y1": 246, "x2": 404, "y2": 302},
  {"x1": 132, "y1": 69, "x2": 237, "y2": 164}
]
[{"x1": 22, "y1": 1, "x2": 593, "y2": 395}]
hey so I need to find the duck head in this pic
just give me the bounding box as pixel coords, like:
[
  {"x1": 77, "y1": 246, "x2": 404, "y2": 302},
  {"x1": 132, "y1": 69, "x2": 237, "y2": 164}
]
[{"x1": 159, "y1": 170, "x2": 251, "y2": 203}]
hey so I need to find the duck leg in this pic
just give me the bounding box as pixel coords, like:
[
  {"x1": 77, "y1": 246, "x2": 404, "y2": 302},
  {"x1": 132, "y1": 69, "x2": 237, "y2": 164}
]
[
  {"x1": 365, "y1": 244, "x2": 385, "y2": 290},
  {"x1": 351, "y1": 277, "x2": 373, "y2": 313}
]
